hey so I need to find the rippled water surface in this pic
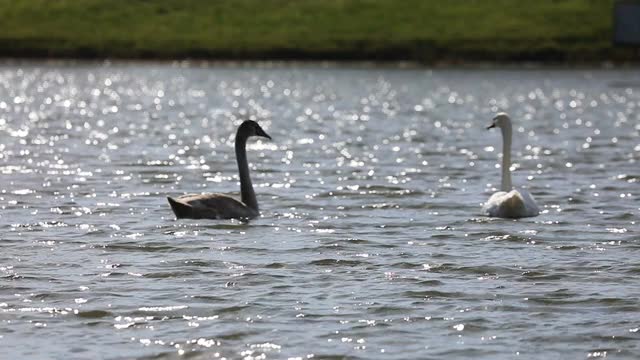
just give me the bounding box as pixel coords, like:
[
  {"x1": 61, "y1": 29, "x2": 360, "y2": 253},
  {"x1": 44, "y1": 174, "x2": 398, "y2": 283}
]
[{"x1": 1, "y1": 62, "x2": 640, "y2": 359}]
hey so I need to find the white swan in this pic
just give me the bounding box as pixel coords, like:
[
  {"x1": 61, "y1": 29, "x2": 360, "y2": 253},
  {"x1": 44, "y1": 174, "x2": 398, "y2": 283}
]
[
  {"x1": 482, "y1": 113, "x2": 540, "y2": 218},
  {"x1": 168, "y1": 120, "x2": 271, "y2": 220}
]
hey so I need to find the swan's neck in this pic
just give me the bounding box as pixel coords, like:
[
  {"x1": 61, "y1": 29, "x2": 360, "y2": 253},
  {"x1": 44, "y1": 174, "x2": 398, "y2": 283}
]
[
  {"x1": 235, "y1": 134, "x2": 258, "y2": 211},
  {"x1": 500, "y1": 123, "x2": 513, "y2": 192}
]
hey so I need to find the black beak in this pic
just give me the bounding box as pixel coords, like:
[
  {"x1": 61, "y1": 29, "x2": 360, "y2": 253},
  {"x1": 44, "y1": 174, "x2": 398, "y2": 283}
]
[
  {"x1": 487, "y1": 123, "x2": 496, "y2": 130},
  {"x1": 256, "y1": 127, "x2": 272, "y2": 140}
]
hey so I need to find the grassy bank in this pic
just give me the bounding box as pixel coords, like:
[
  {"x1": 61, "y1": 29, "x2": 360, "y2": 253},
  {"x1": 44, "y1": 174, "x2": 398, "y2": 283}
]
[{"x1": 0, "y1": 0, "x2": 634, "y2": 63}]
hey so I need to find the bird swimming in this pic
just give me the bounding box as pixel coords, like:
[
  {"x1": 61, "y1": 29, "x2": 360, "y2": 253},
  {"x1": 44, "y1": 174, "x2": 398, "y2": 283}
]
[
  {"x1": 168, "y1": 120, "x2": 271, "y2": 220},
  {"x1": 482, "y1": 113, "x2": 540, "y2": 218}
]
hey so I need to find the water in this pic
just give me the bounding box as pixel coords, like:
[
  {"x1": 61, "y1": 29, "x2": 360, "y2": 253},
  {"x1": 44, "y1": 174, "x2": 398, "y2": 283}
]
[{"x1": 1, "y1": 62, "x2": 639, "y2": 359}]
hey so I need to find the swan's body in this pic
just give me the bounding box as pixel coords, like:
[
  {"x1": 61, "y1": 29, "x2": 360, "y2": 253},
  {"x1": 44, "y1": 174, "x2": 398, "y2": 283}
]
[
  {"x1": 168, "y1": 193, "x2": 258, "y2": 220},
  {"x1": 482, "y1": 189, "x2": 539, "y2": 218},
  {"x1": 482, "y1": 113, "x2": 539, "y2": 218},
  {"x1": 168, "y1": 120, "x2": 271, "y2": 220}
]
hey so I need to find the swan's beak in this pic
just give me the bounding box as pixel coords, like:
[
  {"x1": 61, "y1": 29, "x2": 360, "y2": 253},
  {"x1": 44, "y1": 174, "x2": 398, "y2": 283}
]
[
  {"x1": 256, "y1": 127, "x2": 272, "y2": 140},
  {"x1": 486, "y1": 123, "x2": 496, "y2": 130}
]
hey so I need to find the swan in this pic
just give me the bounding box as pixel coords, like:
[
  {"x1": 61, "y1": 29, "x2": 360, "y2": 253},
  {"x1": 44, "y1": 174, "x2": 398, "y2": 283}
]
[
  {"x1": 482, "y1": 113, "x2": 540, "y2": 218},
  {"x1": 167, "y1": 120, "x2": 271, "y2": 220}
]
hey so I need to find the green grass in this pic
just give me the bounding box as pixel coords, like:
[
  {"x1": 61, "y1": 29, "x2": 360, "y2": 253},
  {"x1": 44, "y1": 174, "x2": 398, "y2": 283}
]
[{"x1": 0, "y1": 0, "x2": 633, "y2": 62}]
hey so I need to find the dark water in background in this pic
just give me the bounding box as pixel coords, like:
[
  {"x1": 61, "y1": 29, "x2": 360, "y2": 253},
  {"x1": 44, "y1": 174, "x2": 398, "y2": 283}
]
[{"x1": 1, "y1": 63, "x2": 639, "y2": 359}]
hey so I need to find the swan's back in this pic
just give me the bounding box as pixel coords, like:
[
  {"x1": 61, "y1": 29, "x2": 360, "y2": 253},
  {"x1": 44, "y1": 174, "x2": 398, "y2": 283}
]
[
  {"x1": 168, "y1": 194, "x2": 259, "y2": 220},
  {"x1": 482, "y1": 189, "x2": 539, "y2": 218}
]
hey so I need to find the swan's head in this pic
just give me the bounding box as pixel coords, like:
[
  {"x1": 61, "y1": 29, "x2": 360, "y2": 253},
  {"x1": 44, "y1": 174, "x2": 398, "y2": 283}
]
[
  {"x1": 487, "y1": 112, "x2": 511, "y2": 130},
  {"x1": 239, "y1": 120, "x2": 272, "y2": 140}
]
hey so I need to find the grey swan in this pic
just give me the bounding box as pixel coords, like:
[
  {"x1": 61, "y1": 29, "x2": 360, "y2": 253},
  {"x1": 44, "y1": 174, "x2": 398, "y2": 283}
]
[{"x1": 167, "y1": 120, "x2": 272, "y2": 220}]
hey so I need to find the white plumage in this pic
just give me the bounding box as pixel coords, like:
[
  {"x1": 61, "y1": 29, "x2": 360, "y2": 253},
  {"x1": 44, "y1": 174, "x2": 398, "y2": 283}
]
[
  {"x1": 483, "y1": 113, "x2": 540, "y2": 219},
  {"x1": 482, "y1": 189, "x2": 540, "y2": 218}
]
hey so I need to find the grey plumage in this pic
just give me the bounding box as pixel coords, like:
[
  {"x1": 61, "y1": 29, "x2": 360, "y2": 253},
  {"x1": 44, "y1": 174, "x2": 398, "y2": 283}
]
[{"x1": 168, "y1": 120, "x2": 271, "y2": 220}]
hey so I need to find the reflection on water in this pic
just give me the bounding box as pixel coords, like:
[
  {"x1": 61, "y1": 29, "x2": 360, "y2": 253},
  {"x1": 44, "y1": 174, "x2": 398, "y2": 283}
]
[{"x1": 1, "y1": 63, "x2": 639, "y2": 359}]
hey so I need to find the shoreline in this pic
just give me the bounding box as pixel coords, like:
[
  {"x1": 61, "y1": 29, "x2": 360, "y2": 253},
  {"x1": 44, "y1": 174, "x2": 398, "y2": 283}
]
[{"x1": 0, "y1": 57, "x2": 638, "y2": 70}]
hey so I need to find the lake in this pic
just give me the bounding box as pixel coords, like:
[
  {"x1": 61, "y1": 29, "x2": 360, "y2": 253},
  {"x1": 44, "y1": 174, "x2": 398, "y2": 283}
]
[{"x1": 1, "y1": 62, "x2": 639, "y2": 359}]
